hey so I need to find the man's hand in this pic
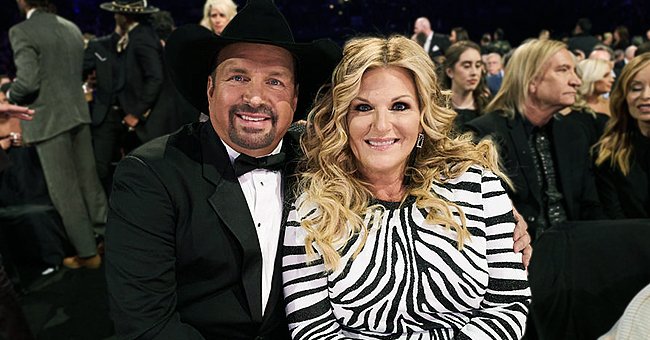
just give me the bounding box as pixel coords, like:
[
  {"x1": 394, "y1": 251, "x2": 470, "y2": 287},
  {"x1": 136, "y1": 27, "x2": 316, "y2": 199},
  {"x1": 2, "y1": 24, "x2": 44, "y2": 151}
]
[
  {"x1": 0, "y1": 103, "x2": 34, "y2": 121},
  {"x1": 512, "y1": 207, "x2": 532, "y2": 269},
  {"x1": 123, "y1": 114, "x2": 139, "y2": 129}
]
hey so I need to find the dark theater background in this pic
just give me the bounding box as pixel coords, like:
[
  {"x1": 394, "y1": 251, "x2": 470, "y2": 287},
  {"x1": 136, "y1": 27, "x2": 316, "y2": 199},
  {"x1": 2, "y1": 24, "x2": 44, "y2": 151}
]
[{"x1": 1, "y1": 0, "x2": 649, "y2": 77}]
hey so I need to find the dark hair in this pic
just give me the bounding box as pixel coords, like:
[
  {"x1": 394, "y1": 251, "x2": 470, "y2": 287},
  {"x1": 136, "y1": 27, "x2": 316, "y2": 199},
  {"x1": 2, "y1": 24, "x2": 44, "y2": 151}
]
[
  {"x1": 636, "y1": 42, "x2": 650, "y2": 57},
  {"x1": 451, "y1": 27, "x2": 469, "y2": 42},
  {"x1": 24, "y1": 0, "x2": 49, "y2": 8},
  {"x1": 494, "y1": 28, "x2": 505, "y2": 41},
  {"x1": 149, "y1": 11, "x2": 175, "y2": 41},
  {"x1": 576, "y1": 18, "x2": 592, "y2": 34},
  {"x1": 441, "y1": 41, "x2": 490, "y2": 113}
]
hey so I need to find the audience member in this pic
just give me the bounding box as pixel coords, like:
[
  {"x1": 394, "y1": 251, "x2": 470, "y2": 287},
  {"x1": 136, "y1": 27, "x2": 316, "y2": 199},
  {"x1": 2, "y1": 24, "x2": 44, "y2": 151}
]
[
  {"x1": 412, "y1": 17, "x2": 450, "y2": 63},
  {"x1": 568, "y1": 18, "x2": 600, "y2": 57},
  {"x1": 576, "y1": 58, "x2": 614, "y2": 116},
  {"x1": 199, "y1": 0, "x2": 237, "y2": 35},
  {"x1": 615, "y1": 45, "x2": 638, "y2": 77},
  {"x1": 100, "y1": 0, "x2": 164, "y2": 153},
  {"x1": 636, "y1": 41, "x2": 650, "y2": 56},
  {"x1": 602, "y1": 31, "x2": 613, "y2": 46},
  {"x1": 283, "y1": 35, "x2": 530, "y2": 339},
  {"x1": 612, "y1": 25, "x2": 631, "y2": 51},
  {"x1": 449, "y1": 26, "x2": 469, "y2": 44},
  {"x1": 594, "y1": 53, "x2": 650, "y2": 218},
  {"x1": 4, "y1": 0, "x2": 107, "y2": 269},
  {"x1": 441, "y1": 41, "x2": 490, "y2": 129},
  {"x1": 485, "y1": 52, "x2": 505, "y2": 94},
  {"x1": 466, "y1": 39, "x2": 606, "y2": 240},
  {"x1": 590, "y1": 44, "x2": 615, "y2": 63},
  {"x1": 105, "y1": 0, "x2": 342, "y2": 338},
  {"x1": 489, "y1": 28, "x2": 512, "y2": 55}
]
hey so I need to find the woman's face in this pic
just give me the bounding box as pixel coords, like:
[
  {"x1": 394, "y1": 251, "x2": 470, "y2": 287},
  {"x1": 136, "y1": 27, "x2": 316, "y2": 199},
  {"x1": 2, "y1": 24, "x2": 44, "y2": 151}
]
[
  {"x1": 447, "y1": 48, "x2": 482, "y2": 93},
  {"x1": 347, "y1": 66, "x2": 421, "y2": 182},
  {"x1": 209, "y1": 6, "x2": 230, "y2": 35},
  {"x1": 594, "y1": 66, "x2": 615, "y2": 95},
  {"x1": 626, "y1": 63, "x2": 650, "y2": 128}
]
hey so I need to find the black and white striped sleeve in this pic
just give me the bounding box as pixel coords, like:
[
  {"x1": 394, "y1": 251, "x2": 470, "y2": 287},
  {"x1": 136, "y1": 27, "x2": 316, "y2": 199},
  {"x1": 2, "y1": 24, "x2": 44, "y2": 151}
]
[
  {"x1": 456, "y1": 170, "x2": 531, "y2": 340},
  {"x1": 282, "y1": 203, "x2": 353, "y2": 340}
]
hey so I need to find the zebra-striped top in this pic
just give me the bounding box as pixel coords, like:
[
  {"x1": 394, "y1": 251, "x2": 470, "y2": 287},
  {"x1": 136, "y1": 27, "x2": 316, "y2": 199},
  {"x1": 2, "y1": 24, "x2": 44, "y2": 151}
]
[{"x1": 282, "y1": 166, "x2": 531, "y2": 340}]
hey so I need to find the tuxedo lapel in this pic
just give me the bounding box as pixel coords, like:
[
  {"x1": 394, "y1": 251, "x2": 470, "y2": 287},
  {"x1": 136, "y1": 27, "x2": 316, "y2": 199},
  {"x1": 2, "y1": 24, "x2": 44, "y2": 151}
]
[{"x1": 200, "y1": 124, "x2": 263, "y2": 322}]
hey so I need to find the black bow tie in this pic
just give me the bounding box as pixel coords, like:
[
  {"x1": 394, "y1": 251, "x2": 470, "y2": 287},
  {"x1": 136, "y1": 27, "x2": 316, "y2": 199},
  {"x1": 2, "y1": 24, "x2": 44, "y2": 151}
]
[{"x1": 233, "y1": 152, "x2": 286, "y2": 177}]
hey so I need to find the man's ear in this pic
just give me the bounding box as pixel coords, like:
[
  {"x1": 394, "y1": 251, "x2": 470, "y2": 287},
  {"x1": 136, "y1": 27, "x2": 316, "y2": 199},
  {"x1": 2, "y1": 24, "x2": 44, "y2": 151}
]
[{"x1": 207, "y1": 75, "x2": 215, "y2": 98}]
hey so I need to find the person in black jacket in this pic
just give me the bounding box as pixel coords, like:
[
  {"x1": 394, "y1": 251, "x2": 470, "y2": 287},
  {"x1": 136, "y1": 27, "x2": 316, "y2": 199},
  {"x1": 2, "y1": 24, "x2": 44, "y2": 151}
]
[
  {"x1": 466, "y1": 39, "x2": 606, "y2": 240},
  {"x1": 99, "y1": 0, "x2": 164, "y2": 153},
  {"x1": 594, "y1": 53, "x2": 650, "y2": 219}
]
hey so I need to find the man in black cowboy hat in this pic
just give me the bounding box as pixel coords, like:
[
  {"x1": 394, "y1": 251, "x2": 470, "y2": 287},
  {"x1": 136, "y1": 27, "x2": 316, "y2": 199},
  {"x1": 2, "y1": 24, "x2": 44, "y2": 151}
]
[
  {"x1": 105, "y1": 0, "x2": 341, "y2": 338},
  {"x1": 98, "y1": 0, "x2": 164, "y2": 153}
]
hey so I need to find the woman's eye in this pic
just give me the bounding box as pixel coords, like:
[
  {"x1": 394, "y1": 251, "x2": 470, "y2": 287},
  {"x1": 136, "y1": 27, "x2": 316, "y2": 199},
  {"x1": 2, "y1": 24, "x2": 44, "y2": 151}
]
[
  {"x1": 355, "y1": 104, "x2": 372, "y2": 112},
  {"x1": 392, "y1": 102, "x2": 408, "y2": 111}
]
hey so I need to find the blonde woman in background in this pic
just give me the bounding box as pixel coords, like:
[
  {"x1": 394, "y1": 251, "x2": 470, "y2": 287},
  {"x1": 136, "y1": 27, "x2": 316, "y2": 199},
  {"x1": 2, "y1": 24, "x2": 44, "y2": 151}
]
[
  {"x1": 199, "y1": 0, "x2": 237, "y2": 35},
  {"x1": 576, "y1": 58, "x2": 615, "y2": 116}
]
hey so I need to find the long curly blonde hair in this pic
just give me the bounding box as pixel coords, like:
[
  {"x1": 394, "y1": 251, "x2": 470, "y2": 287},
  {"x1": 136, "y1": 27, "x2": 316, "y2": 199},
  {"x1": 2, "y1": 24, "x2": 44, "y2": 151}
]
[
  {"x1": 595, "y1": 53, "x2": 650, "y2": 175},
  {"x1": 297, "y1": 35, "x2": 508, "y2": 270}
]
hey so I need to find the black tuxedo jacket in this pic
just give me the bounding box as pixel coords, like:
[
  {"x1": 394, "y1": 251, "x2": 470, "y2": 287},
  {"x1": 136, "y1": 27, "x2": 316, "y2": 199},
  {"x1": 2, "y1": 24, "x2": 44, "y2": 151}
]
[
  {"x1": 427, "y1": 32, "x2": 451, "y2": 59},
  {"x1": 83, "y1": 33, "x2": 120, "y2": 126},
  {"x1": 465, "y1": 111, "x2": 604, "y2": 238},
  {"x1": 115, "y1": 24, "x2": 164, "y2": 124},
  {"x1": 106, "y1": 122, "x2": 297, "y2": 339}
]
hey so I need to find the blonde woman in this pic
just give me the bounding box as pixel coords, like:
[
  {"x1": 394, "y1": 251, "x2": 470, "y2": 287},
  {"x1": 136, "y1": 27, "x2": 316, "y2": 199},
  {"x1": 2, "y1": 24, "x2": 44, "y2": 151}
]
[
  {"x1": 282, "y1": 36, "x2": 530, "y2": 339},
  {"x1": 594, "y1": 53, "x2": 650, "y2": 218},
  {"x1": 576, "y1": 58, "x2": 614, "y2": 116},
  {"x1": 199, "y1": 0, "x2": 237, "y2": 35}
]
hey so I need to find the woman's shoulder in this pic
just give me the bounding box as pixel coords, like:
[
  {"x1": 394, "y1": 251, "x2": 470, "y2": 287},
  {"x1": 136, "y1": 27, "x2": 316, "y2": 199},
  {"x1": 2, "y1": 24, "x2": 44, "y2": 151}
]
[{"x1": 432, "y1": 164, "x2": 498, "y2": 197}]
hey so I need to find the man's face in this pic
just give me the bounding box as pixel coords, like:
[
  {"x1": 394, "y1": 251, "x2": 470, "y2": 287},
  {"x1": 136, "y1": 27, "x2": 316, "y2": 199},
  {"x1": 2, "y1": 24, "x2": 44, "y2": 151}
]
[
  {"x1": 114, "y1": 13, "x2": 128, "y2": 31},
  {"x1": 207, "y1": 43, "x2": 297, "y2": 157},
  {"x1": 413, "y1": 19, "x2": 424, "y2": 34},
  {"x1": 486, "y1": 54, "x2": 503, "y2": 76},
  {"x1": 529, "y1": 49, "x2": 581, "y2": 111}
]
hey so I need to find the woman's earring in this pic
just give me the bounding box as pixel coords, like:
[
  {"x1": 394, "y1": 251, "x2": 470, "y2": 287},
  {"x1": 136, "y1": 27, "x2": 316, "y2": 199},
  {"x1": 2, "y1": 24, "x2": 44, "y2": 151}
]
[{"x1": 416, "y1": 133, "x2": 424, "y2": 148}]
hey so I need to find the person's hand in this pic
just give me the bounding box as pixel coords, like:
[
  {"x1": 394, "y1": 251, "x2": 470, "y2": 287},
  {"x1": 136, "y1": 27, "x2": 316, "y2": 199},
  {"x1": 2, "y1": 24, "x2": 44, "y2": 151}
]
[
  {"x1": 512, "y1": 207, "x2": 532, "y2": 269},
  {"x1": 0, "y1": 137, "x2": 11, "y2": 150},
  {"x1": 122, "y1": 114, "x2": 139, "y2": 131},
  {"x1": 0, "y1": 103, "x2": 34, "y2": 121}
]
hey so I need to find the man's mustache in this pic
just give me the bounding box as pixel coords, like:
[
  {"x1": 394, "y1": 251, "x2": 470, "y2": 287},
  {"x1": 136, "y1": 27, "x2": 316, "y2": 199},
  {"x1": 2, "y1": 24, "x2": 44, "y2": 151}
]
[{"x1": 229, "y1": 104, "x2": 275, "y2": 118}]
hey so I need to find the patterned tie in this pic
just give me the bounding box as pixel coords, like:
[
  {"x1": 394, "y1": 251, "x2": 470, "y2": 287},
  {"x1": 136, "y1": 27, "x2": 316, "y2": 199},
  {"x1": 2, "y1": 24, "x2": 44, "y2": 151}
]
[
  {"x1": 233, "y1": 153, "x2": 286, "y2": 177},
  {"x1": 116, "y1": 33, "x2": 129, "y2": 53}
]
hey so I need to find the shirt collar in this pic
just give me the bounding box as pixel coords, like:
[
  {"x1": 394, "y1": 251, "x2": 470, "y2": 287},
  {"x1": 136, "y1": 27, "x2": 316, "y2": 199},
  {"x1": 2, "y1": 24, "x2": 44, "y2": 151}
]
[
  {"x1": 26, "y1": 8, "x2": 36, "y2": 19},
  {"x1": 222, "y1": 138, "x2": 283, "y2": 165}
]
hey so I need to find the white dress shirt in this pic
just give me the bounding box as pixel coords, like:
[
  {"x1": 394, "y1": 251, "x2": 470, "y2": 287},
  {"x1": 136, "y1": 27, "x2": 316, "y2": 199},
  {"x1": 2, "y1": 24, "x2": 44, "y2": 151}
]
[{"x1": 222, "y1": 140, "x2": 283, "y2": 316}]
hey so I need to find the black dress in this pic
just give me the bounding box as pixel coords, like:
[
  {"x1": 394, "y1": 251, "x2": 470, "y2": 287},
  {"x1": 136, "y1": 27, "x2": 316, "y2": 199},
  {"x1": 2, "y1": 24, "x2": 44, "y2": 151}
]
[
  {"x1": 595, "y1": 129, "x2": 650, "y2": 218},
  {"x1": 452, "y1": 108, "x2": 480, "y2": 134}
]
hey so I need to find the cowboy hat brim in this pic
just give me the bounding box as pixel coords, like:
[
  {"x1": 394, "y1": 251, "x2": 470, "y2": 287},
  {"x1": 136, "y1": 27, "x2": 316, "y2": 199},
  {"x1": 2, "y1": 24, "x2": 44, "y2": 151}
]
[
  {"x1": 165, "y1": 24, "x2": 341, "y2": 122},
  {"x1": 99, "y1": 2, "x2": 159, "y2": 14}
]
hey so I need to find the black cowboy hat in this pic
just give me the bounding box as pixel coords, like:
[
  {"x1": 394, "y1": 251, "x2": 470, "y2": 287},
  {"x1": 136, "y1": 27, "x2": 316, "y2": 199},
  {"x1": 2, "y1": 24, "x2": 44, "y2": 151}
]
[
  {"x1": 100, "y1": 0, "x2": 159, "y2": 14},
  {"x1": 165, "y1": 0, "x2": 342, "y2": 121}
]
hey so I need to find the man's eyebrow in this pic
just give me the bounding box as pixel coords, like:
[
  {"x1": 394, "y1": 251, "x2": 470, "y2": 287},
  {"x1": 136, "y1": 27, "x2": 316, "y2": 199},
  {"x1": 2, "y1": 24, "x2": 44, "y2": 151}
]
[{"x1": 223, "y1": 67, "x2": 248, "y2": 74}]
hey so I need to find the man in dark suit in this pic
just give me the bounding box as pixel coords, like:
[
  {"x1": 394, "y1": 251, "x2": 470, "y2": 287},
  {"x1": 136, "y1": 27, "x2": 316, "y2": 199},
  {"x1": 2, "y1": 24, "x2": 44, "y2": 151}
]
[
  {"x1": 99, "y1": 0, "x2": 164, "y2": 152},
  {"x1": 466, "y1": 39, "x2": 606, "y2": 240},
  {"x1": 567, "y1": 18, "x2": 600, "y2": 58},
  {"x1": 3, "y1": 0, "x2": 106, "y2": 269},
  {"x1": 105, "y1": 0, "x2": 342, "y2": 338},
  {"x1": 412, "y1": 17, "x2": 450, "y2": 63},
  {"x1": 83, "y1": 31, "x2": 122, "y2": 194}
]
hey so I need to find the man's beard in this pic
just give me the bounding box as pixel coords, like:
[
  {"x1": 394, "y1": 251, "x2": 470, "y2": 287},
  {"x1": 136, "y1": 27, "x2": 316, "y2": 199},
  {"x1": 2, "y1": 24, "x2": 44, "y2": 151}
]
[{"x1": 228, "y1": 103, "x2": 278, "y2": 150}]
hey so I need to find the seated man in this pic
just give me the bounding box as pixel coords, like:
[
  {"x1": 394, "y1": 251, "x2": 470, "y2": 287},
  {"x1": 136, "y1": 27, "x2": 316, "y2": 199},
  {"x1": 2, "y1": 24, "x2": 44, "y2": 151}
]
[{"x1": 466, "y1": 39, "x2": 606, "y2": 241}]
